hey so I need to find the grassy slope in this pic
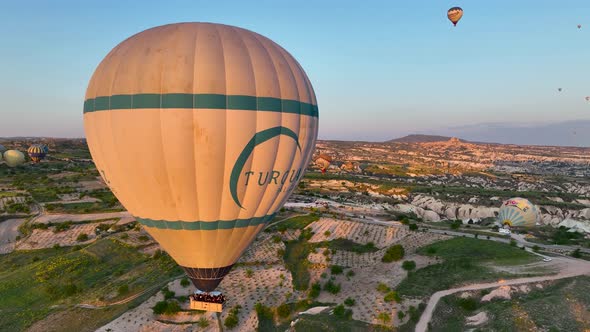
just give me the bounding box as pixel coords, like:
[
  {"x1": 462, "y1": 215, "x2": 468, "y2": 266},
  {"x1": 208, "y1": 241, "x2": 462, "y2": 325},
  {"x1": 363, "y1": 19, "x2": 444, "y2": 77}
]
[
  {"x1": 0, "y1": 238, "x2": 181, "y2": 331},
  {"x1": 396, "y1": 237, "x2": 538, "y2": 297},
  {"x1": 430, "y1": 276, "x2": 590, "y2": 331}
]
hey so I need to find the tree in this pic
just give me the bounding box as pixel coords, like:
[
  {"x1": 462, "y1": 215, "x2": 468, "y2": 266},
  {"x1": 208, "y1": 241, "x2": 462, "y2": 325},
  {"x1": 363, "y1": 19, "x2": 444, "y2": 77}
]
[
  {"x1": 308, "y1": 282, "x2": 321, "y2": 298},
  {"x1": 330, "y1": 265, "x2": 343, "y2": 275},
  {"x1": 571, "y1": 248, "x2": 582, "y2": 258},
  {"x1": 277, "y1": 303, "x2": 291, "y2": 318},
  {"x1": 382, "y1": 245, "x2": 405, "y2": 263},
  {"x1": 344, "y1": 297, "x2": 356, "y2": 306},
  {"x1": 377, "y1": 312, "x2": 391, "y2": 325},
  {"x1": 76, "y1": 233, "x2": 89, "y2": 242},
  {"x1": 118, "y1": 284, "x2": 129, "y2": 295},
  {"x1": 324, "y1": 280, "x2": 341, "y2": 294},
  {"x1": 384, "y1": 291, "x2": 401, "y2": 303},
  {"x1": 402, "y1": 260, "x2": 416, "y2": 271},
  {"x1": 180, "y1": 277, "x2": 190, "y2": 287}
]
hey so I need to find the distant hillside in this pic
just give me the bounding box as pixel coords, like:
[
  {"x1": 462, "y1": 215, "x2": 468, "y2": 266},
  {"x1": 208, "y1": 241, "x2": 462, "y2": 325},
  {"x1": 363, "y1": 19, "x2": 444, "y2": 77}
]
[{"x1": 386, "y1": 134, "x2": 467, "y2": 143}]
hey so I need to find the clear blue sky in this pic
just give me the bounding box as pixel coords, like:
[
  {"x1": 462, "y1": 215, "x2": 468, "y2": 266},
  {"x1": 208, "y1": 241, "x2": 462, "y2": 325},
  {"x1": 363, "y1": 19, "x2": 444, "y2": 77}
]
[{"x1": 1, "y1": 0, "x2": 589, "y2": 143}]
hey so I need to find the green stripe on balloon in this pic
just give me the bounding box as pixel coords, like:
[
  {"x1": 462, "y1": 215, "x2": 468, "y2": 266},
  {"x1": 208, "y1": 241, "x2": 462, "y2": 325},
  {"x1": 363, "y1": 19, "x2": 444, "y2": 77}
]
[
  {"x1": 83, "y1": 93, "x2": 318, "y2": 117},
  {"x1": 230, "y1": 126, "x2": 301, "y2": 209},
  {"x1": 136, "y1": 213, "x2": 276, "y2": 230}
]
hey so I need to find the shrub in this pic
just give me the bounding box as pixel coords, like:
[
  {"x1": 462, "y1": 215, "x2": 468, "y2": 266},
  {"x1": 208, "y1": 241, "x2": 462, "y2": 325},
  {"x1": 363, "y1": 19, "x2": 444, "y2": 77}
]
[
  {"x1": 402, "y1": 260, "x2": 416, "y2": 271},
  {"x1": 409, "y1": 223, "x2": 418, "y2": 231},
  {"x1": 320, "y1": 272, "x2": 328, "y2": 279},
  {"x1": 180, "y1": 277, "x2": 190, "y2": 287},
  {"x1": 120, "y1": 233, "x2": 129, "y2": 240},
  {"x1": 510, "y1": 239, "x2": 517, "y2": 247},
  {"x1": 138, "y1": 235, "x2": 149, "y2": 242},
  {"x1": 53, "y1": 243, "x2": 61, "y2": 249},
  {"x1": 344, "y1": 297, "x2": 356, "y2": 306},
  {"x1": 324, "y1": 231, "x2": 331, "y2": 237},
  {"x1": 333, "y1": 304, "x2": 352, "y2": 319},
  {"x1": 152, "y1": 300, "x2": 181, "y2": 315},
  {"x1": 426, "y1": 247, "x2": 436, "y2": 254},
  {"x1": 246, "y1": 269, "x2": 254, "y2": 278},
  {"x1": 76, "y1": 233, "x2": 89, "y2": 242},
  {"x1": 272, "y1": 235, "x2": 282, "y2": 243},
  {"x1": 277, "y1": 303, "x2": 291, "y2": 318},
  {"x1": 532, "y1": 245, "x2": 540, "y2": 252},
  {"x1": 346, "y1": 270, "x2": 355, "y2": 278},
  {"x1": 198, "y1": 317, "x2": 209, "y2": 328},
  {"x1": 330, "y1": 265, "x2": 343, "y2": 275},
  {"x1": 382, "y1": 245, "x2": 404, "y2": 263}
]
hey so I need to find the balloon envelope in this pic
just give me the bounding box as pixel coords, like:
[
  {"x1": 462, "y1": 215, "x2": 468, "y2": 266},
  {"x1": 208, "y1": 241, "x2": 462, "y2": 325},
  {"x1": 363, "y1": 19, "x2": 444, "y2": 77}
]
[
  {"x1": 315, "y1": 154, "x2": 332, "y2": 173},
  {"x1": 447, "y1": 7, "x2": 464, "y2": 26},
  {"x1": 0, "y1": 144, "x2": 6, "y2": 154},
  {"x1": 498, "y1": 197, "x2": 538, "y2": 228},
  {"x1": 27, "y1": 145, "x2": 46, "y2": 163},
  {"x1": 4, "y1": 150, "x2": 25, "y2": 167},
  {"x1": 84, "y1": 23, "x2": 319, "y2": 291}
]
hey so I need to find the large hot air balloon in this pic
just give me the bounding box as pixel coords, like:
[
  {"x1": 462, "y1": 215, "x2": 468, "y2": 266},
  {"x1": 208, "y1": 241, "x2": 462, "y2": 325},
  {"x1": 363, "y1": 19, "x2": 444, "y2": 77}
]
[
  {"x1": 4, "y1": 150, "x2": 25, "y2": 167},
  {"x1": 315, "y1": 154, "x2": 332, "y2": 174},
  {"x1": 497, "y1": 198, "x2": 538, "y2": 228},
  {"x1": 447, "y1": 7, "x2": 464, "y2": 26},
  {"x1": 27, "y1": 145, "x2": 47, "y2": 163},
  {"x1": 40, "y1": 144, "x2": 49, "y2": 154},
  {"x1": 84, "y1": 23, "x2": 318, "y2": 303}
]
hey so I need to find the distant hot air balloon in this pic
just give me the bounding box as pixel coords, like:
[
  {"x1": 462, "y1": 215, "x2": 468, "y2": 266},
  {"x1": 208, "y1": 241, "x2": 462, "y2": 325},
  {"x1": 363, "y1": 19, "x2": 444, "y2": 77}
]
[
  {"x1": 0, "y1": 144, "x2": 6, "y2": 154},
  {"x1": 27, "y1": 145, "x2": 47, "y2": 163},
  {"x1": 40, "y1": 144, "x2": 49, "y2": 154},
  {"x1": 4, "y1": 150, "x2": 25, "y2": 167},
  {"x1": 578, "y1": 24, "x2": 582, "y2": 29},
  {"x1": 315, "y1": 154, "x2": 333, "y2": 174},
  {"x1": 558, "y1": 88, "x2": 562, "y2": 92},
  {"x1": 84, "y1": 23, "x2": 318, "y2": 301},
  {"x1": 447, "y1": 7, "x2": 464, "y2": 26},
  {"x1": 586, "y1": 96, "x2": 590, "y2": 102},
  {"x1": 498, "y1": 198, "x2": 538, "y2": 228}
]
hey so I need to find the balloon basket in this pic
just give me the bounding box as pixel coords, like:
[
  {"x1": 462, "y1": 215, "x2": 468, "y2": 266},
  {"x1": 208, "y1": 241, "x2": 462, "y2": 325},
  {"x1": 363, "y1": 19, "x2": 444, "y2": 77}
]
[{"x1": 189, "y1": 291, "x2": 225, "y2": 312}]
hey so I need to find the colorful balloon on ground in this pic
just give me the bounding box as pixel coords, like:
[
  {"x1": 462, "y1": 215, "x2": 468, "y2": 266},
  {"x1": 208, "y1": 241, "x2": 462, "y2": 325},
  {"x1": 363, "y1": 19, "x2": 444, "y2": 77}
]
[
  {"x1": 27, "y1": 145, "x2": 47, "y2": 163},
  {"x1": 498, "y1": 198, "x2": 538, "y2": 228},
  {"x1": 84, "y1": 23, "x2": 318, "y2": 292},
  {"x1": 447, "y1": 7, "x2": 464, "y2": 26},
  {"x1": 4, "y1": 150, "x2": 25, "y2": 167},
  {"x1": 315, "y1": 154, "x2": 332, "y2": 174}
]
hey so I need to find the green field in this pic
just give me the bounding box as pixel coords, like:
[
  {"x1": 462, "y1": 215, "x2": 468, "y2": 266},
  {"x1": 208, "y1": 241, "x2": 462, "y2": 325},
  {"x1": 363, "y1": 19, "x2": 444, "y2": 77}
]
[
  {"x1": 396, "y1": 237, "x2": 539, "y2": 297},
  {"x1": 429, "y1": 276, "x2": 590, "y2": 331},
  {"x1": 0, "y1": 238, "x2": 181, "y2": 332}
]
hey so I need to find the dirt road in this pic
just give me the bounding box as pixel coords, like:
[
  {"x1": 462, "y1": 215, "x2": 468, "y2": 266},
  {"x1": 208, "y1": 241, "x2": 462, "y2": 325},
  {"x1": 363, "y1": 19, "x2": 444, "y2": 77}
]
[{"x1": 415, "y1": 256, "x2": 590, "y2": 332}]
